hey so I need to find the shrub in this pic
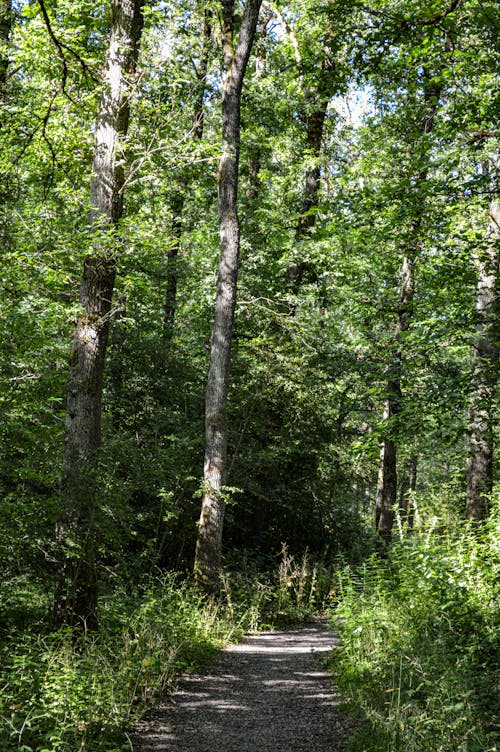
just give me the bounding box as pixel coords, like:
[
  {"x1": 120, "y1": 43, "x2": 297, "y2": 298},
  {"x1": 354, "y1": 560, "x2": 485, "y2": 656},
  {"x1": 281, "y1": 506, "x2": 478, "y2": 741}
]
[
  {"x1": 332, "y1": 510, "x2": 499, "y2": 752},
  {"x1": 0, "y1": 575, "x2": 232, "y2": 752}
]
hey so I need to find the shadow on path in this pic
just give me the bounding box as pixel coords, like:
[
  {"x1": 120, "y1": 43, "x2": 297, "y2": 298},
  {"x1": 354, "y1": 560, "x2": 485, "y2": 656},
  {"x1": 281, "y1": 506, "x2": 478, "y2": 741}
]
[{"x1": 131, "y1": 619, "x2": 350, "y2": 752}]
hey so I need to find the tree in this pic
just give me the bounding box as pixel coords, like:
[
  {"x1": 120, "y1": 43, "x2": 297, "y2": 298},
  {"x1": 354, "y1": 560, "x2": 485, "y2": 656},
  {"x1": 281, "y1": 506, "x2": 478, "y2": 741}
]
[
  {"x1": 194, "y1": 0, "x2": 263, "y2": 588},
  {"x1": 54, "y1": 0, "x2": 145, "y2": 628},
  {"x1": 0, "y1": 0, "x2": 11, "y2": 96},
  {"x1": 369, "y1": 21, "x2": 451, "y2": 549},
  {"x1": 466, "y1": 153, "x2": 499, "y2": 520},
  {"x1": 163, "y1": 4, "x2": 213, "y2": 339},
  {"x1": 286, "y1": 8, "x2": 345, "y2": 290}
]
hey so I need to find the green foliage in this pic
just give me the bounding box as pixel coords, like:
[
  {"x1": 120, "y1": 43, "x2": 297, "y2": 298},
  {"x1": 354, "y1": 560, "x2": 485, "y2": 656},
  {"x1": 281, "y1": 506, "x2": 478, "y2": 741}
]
[
  {"x1": 0, "y1": 552, "x2": 342, "y2": 752},
  {"x1": 0, "y1": 575, "x2": 226, "y2": 751},
  {"x1": 332, "y1": 503, "x2": 499, "y2": 752},
  {"x1": 221, "y1": 544, "x2": 340, "y2": 630},
  {"x1": 1, "y1": 0, "x2": 499, "y2": 746}
]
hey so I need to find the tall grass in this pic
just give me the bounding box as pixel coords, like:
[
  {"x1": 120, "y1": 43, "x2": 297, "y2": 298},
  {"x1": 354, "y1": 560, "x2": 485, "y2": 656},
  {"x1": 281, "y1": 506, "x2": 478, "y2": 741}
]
[
  {"x1": 221, "y1": 544, "x2": 338, "y2": 629},
  {"x1": 0, "y1": 550, "x2": 334, "y2": 752},
  {"x1": 0, "y1": 575, "x2": 234, "y2": 752},
  {"x1": 332, "y1": 507, "x2": 499, "y2": 752}
]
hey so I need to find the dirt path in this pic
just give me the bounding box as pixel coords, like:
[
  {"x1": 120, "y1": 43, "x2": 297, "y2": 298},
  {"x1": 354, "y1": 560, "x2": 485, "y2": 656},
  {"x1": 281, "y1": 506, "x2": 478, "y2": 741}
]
[{"x1": 131, "y1": 618, "x2": 351, "y2": 752}]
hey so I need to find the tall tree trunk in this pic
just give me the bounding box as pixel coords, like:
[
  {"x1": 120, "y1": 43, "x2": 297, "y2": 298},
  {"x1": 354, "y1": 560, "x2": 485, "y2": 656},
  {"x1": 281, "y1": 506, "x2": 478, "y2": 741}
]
[
  {"x1": 0, "y1": 0, "x2": 12, "y2": 244},
  {"x1": 466, "y1": 164, "x2": 499, "y2": 521},
  {"x1": 194, "y1": 0, "x2": 262, "y2": 588},
  {"x1": 0, "y1": 0, "x2": 12, "y2": 97},
  {"x1": 398, "y1": 454, "x2": 418, "y2": 523},
  {"x1": 163, "y1": 190, "x2": 184, "y2": 337},
  {"x1": 54, "y1": 0, "x2": 144, "y2": 629},
  {"x1": 375, "y1": 398, "x2": 398, "y2": 552},
  {"x1": 376, "y1": 75, "x2": 441, "y2": 549},
  {"x1": 163, "y1": 7, "x2": 212, "y2": 339},
  {"x1": 376, "y1": 256, "x2": 412, "y2": 550},
  {"x1": 244, "y1": 11, "x2": 269, "y2": 208}
]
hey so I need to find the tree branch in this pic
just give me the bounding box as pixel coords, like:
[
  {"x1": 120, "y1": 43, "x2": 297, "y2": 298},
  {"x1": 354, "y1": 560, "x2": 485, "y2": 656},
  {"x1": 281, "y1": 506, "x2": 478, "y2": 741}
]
[{"x1": 37, "y1": 0, "x2": 98, "y2": 95}]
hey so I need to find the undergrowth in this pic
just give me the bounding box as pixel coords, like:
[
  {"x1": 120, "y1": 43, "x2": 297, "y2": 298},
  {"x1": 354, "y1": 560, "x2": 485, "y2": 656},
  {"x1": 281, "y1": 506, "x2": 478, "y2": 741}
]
[
  {"x1": 332, "y1": 509, "x2": 499, "y2": 752},
  {"x1": 0, "y1": 548, "x2": 332, "y2": 752}
]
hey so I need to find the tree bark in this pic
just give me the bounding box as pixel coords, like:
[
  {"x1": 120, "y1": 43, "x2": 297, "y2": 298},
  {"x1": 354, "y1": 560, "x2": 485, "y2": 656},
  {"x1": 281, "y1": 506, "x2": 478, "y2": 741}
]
[
  {"x1": 375, "y1": 398, "x2": 398, "y2": 553},
  {"x1": 466, "y1": 172, "x2": 499, "y2": 521},
  {"x1": 54, "y1": 0, "x2": 144, "y2": 629},
  {"x1": 376, "y1": 256, "x2": 412, "y2": 549},
  {"x1": 0, "y1": 0, "x2": 12, "y2": 244},
  {"x1": 194, "y1": 0, "x2": 262, "y2": 588}
]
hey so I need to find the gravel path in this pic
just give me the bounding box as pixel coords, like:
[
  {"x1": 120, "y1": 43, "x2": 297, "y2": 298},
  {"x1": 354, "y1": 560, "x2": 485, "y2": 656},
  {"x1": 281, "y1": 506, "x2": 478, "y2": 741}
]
[{"x1": 131, "y1": 618, "x2": 351, "y2": 752}]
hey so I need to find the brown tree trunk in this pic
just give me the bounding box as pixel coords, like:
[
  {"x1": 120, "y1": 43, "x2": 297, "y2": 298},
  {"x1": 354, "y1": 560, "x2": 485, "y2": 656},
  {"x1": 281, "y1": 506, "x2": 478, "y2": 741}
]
[
  {"x1": 0, "y1": 0, "x2": 11, "y2": 97},
  {"x1": 398, "y1": 454, "x2": 418, "y2": 523},
  {"x1": 466, "y1": 175, "x2": 499, "y2": 521},
  {"x1": 0, "y1": 0, "x2": 12, "y2": 246},
  {"x1": 375, "y1": 398, "x2": 398, "y2": 554},
  {"x1": 194, "y1": 0, "x2": 262, "y2": 588},
  {"x1": 54, "y1": 0, "x2": 144, "y2": 629},
  {"x1": 376, "y1": 75, "x2": 441, "y2": 549},
  {"x1": 163, "y1": 7, "x2": 212, "y2": 339},
  {"x1": 163, "y1": 190, "x2": 184, "y2": 338},
  {"x1": 376, "y1": 256, "x2": 413, "y2": 550}
]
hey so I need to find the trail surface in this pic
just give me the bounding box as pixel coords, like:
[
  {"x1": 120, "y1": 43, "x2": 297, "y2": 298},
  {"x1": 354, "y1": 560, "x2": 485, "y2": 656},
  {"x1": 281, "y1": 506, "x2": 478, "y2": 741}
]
[{"x1": 131, "y1": 618, "x2": 351, "y2": 752}]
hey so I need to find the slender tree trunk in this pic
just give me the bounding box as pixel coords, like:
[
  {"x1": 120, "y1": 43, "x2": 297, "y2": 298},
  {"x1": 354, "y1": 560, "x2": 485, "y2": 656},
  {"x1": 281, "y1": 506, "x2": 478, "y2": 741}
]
[
  {"x1": 407, "y1": 454, "x2": 418, "y2": 530},
  {"x1": 376, "y1": 255, "x2": 413, "y2": 550},
  {"x1": 194, "y1": 0, "x2": 262, "y2": 588},
  {"x1": 0, "y1": 0, "x2": 12, "y2": 244},
  {"x1": 163, "y1": 7, "x2": 212, "y2": 339},
  {"x1": 242, "y1": 12, "x2": 270, "y2": 230},
  {"x1": 54, "y1": 0, "x2": 144, "y2": 629},
  {"x1": 398, "y1": 454, "x2": 418, "y2": 521},
  {"x1": 375, "y1": 398, "x2": 398, "y2": 553},
  {"x1": 466, "y1": 172, "x2": 499, "y2": 521},
  {"x1": 376, "y1": 75, "x2": 441, "y2": 549},
  {"x1": 0, "y1": 0, "x2": 11, "y2": 96},
  {"x1": 287, "y1": 45, "x2": 336, "y2": 290},
  {"x1": 295, "y1": 97, "x2": 330, "y2": 239},
  {"x1": 163, "y1": 190, "x2": 184, "y2": 337}
]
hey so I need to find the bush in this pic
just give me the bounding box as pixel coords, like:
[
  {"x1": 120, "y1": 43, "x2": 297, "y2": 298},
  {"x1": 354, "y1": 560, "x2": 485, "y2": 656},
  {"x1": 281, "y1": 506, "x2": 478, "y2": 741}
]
[
  {"x1": 0, "y1": 550, "x2": 340, "y2": 752},
  {"x1": 221, "y1": 544, "x2": 339, "y2": 629},
  {"x1": 0, "y1": 575, "x2": 234, "y2": 752},
  {"x1": 332, "y1": 510, "x2": 499, "y2": 752}
]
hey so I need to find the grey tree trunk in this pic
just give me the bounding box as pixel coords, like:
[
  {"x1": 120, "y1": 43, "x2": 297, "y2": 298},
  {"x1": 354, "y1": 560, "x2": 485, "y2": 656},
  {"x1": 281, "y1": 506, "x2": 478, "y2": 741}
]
[
  {"x1": 194, "y1": 0, "x2": 262, "y2": 588},
  {"x1": 54, "y1": 0, "x2": 144, "y2": 629},
  {"x1": 466, "y1": 167, "x2": 499, "y2": 521},
  {"x1": 376, "y1": 75, "x2": 441, "y2": 550}
]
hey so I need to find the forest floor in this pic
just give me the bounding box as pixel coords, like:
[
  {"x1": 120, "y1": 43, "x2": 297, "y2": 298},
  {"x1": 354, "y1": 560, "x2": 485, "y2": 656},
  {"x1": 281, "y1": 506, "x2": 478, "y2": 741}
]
[{"x1": 131, "y1": 617, "x2": 353, "y2": 752}]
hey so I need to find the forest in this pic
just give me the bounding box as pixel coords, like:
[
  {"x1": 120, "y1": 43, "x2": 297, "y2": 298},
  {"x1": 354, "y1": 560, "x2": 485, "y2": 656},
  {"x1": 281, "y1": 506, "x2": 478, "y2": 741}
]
[{"x1": 0, "y1": 0, "x2": 498, "y2": 749}]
